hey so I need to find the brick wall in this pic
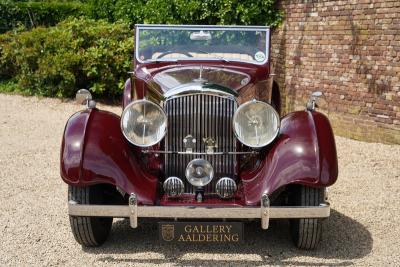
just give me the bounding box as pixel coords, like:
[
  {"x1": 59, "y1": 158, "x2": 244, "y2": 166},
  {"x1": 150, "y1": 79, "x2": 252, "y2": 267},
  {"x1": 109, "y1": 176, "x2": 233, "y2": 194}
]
[{"x1": 271, "y1": 0, "x2": 400, "y2": 144}]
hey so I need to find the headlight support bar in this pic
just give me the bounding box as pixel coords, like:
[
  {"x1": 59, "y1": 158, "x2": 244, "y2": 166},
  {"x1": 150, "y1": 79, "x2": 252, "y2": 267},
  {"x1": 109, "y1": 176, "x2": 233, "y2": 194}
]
[{"x1": 142, "y1": 150, "x2": 258, "y2": 155}]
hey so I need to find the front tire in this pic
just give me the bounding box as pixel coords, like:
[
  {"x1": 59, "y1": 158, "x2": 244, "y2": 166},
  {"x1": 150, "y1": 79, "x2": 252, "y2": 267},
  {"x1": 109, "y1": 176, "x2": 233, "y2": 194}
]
[
  {"x1": 289, "y1": 185, "x2": 325, "y2": 250},
  {"x1": 68, "y1": 185, "x2": 113, "y2": 247}
]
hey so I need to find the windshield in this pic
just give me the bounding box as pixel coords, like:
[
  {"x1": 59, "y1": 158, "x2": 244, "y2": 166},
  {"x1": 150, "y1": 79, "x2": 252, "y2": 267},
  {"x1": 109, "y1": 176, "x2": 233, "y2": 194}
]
[{"x1": 135, "y1": 25, "x2": 270, "y2": 65}]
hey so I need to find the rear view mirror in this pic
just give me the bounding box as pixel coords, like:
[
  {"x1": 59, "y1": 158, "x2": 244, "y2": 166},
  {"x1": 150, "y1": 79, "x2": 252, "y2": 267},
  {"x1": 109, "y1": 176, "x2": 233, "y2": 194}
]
[
  {"x1": 312, "y1": 91, "x2": 323, "y2": 97},
  {"x1": 306, "y1": 91, "x2": 323, "y2": 111},
  {"x1": 190, "y1": 30, "x2": 212, "y2": 41}
]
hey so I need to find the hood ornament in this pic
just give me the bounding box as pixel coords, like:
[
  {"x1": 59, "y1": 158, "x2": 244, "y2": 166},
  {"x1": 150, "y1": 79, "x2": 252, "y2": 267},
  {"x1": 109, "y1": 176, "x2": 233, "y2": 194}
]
[{"x1": 193, "y1": 65, "x2": 207, "y2": 83}]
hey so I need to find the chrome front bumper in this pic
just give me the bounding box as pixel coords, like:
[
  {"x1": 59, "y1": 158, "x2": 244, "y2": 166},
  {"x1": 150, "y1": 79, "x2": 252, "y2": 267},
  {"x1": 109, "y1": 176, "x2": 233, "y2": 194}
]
[{"x1": 68, "y1": 193, "x2": 330, "y2": 230}]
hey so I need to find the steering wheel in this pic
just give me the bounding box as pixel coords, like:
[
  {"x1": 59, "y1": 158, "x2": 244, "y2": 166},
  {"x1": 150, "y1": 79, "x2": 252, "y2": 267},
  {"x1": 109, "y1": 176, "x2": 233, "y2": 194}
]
[{"x1": 156, "y1": 51, "x2": 193, "y2": 59}]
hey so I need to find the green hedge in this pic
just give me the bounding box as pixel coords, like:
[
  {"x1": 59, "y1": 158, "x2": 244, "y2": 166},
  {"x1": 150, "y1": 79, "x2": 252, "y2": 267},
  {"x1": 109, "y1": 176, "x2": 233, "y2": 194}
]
[
  {"x1": 0, "y1": 0, "x2": 19, "y2": 33},
  {"x1": 0, "y1": 18, "x2": 133, "y2": 97},
  {"x1": 2, "y1": 0, "x2": 283, "y2": 34},
  {"x1": 0, "y1": 0, "x2": 282, "y2": 98},
  {"x1": 89, "y1": 0, "x2": 283, "y2": 27},
  {"x1": 0, "y1": 1, "x2": 89, "y2": 33}
]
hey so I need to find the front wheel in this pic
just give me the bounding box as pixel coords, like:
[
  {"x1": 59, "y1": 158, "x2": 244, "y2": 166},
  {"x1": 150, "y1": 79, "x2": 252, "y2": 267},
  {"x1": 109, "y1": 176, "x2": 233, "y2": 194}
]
[
  {"x1": 68, "y1": 185, "x2": 113, "y2": 247},
  {"x1": 289, "y1": 185, "x2": 325, "y2": 250}
]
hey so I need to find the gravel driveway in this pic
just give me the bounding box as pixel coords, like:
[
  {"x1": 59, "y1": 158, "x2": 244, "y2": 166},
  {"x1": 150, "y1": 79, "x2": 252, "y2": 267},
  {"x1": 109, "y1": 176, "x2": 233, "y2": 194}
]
[{"x1": 0, "y1": 94, "x2": 399, "y2": 266}]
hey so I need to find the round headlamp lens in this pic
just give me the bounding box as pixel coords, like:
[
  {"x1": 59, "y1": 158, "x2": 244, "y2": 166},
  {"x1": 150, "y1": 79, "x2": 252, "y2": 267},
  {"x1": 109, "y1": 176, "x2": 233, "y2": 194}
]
[
  {"x1": 233, "y1": 100, "x2": 280, "y2": 148},
  {"x1": 121, "y1": 99, "x2": 167, "y2": 147},
  {"x1": 185, "y1": 158, "x2": 214, "y2": 187}
]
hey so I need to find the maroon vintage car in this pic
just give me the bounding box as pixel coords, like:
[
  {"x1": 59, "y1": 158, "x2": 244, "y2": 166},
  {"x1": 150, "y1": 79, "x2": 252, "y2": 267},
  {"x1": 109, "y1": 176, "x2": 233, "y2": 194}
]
[{"x1": 61, "y1": 25, "x2": 338, "y2": 249}]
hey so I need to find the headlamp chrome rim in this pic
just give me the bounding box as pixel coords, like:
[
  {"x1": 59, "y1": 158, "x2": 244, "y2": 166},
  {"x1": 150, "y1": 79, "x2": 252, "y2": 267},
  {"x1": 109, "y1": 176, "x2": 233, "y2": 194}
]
[
  {"x1": 232, "y1": 99, "x2": 280, "y2": 148},
  {"x1": 120, "y1": 99, "x2": 167, "y2": 147}
]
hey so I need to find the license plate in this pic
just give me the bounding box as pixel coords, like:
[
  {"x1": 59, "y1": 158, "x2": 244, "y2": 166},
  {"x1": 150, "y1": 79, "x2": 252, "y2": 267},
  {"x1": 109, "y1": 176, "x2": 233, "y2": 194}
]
[{"x1": 159, "y1": 222, "x2": 243, "y2": 243}]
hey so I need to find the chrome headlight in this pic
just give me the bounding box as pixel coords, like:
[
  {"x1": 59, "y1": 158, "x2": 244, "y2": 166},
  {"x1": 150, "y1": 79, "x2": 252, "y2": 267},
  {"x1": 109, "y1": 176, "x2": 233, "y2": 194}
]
[
  {"x1": 185, "y1": 158, "x2": 214, "y2": 187},
  {"x1": 233, "y1": 100, "x2": 280, "y2": 148},
  {"x1": 121, "y1": 99, "x2": 167, "y2": 147}
]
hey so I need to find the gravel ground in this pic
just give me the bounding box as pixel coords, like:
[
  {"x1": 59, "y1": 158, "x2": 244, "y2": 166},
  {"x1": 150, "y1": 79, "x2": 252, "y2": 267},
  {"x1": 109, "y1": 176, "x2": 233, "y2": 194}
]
[{"x1": 0, "y1": 93, "x2": 399, "y2": 266}]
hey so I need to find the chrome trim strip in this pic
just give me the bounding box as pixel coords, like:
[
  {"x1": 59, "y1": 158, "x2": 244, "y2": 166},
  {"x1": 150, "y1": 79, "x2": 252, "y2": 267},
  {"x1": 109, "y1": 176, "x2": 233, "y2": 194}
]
[{"x1": 68, "y1": 202, "x2": 330, "y2": 230}]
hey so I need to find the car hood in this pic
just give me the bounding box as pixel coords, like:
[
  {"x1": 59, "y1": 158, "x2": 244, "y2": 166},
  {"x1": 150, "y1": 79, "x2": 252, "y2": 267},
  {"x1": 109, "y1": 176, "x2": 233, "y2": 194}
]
[{"x1": 134, "y1": 62, "x2": 269, "y2": 97}]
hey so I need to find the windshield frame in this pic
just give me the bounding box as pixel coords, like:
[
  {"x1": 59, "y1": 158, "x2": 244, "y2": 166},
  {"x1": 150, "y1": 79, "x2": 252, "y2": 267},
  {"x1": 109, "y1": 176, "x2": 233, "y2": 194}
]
[{"x1": 135, "y1": 24, "x2": 270, "y2": 66}]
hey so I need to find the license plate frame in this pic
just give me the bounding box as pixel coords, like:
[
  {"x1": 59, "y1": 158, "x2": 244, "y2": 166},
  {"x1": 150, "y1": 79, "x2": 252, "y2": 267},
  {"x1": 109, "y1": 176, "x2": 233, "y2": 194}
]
[{"x1": 159, "y1": 221, "x2": 243, "y2": 243}]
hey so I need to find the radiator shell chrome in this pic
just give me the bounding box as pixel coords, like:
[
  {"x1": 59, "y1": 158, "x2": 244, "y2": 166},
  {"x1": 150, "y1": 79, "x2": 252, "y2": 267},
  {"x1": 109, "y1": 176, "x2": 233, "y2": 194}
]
[{"x1": 164, "y1": 93, "x2": 237, "y2": 194}]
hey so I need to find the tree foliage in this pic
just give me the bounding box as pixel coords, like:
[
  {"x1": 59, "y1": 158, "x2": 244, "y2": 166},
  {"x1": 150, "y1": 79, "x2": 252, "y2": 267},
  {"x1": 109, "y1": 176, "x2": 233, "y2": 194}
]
[
  {"x1": 0, "y1": 0, "x2": 282, "y2": 98},
  {"x1": 89, "y1": 0, "x2": 283, "y2": 27},
  {"x1": 0, "y1": 0, "x2": 89, "y2": 33}
]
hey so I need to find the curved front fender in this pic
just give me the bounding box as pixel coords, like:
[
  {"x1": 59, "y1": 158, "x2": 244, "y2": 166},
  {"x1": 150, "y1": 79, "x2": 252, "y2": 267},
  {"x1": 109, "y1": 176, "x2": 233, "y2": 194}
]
[
  {"x1": 60, "y1": 110, "x2": 90, "y2": 183},
  {"x1": 241, "y1": 111, "x2": 338, "y2": 205},
  {"x1": 60, "y1": 109, "x2": 158, "y2": 205}
]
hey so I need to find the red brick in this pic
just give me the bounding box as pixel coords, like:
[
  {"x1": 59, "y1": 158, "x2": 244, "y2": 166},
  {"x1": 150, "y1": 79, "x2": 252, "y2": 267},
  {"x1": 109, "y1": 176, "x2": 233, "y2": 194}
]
[{"x1": 272, "y1": 0, "x2": 400, "y2": 144}]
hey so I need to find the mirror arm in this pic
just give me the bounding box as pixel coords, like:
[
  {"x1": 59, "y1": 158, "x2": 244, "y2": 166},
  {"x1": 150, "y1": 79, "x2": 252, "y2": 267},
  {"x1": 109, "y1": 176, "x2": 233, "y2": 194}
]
[{"x1": 86, "y1": 99, "x2": 96, "y2": 109}]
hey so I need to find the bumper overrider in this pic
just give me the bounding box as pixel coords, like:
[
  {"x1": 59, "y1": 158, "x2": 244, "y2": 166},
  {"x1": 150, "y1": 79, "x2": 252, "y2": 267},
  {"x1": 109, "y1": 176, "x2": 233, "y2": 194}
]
[{"x1": 68, "y1": 193, "x2": 330, "y2": 230}]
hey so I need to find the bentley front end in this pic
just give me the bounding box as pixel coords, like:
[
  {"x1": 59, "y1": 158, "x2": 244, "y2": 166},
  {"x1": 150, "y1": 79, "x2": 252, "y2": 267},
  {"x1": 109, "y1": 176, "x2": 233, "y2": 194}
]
[{"x1": 61, "y1": 24, "x2": 337, "y2": 249}]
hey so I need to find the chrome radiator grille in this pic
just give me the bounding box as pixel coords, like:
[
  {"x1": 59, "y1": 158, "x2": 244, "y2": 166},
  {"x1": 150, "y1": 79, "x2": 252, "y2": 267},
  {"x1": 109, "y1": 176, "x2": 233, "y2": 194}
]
[{"x1": 164, "y1": 93, "x2": 237, "y2": 194}]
